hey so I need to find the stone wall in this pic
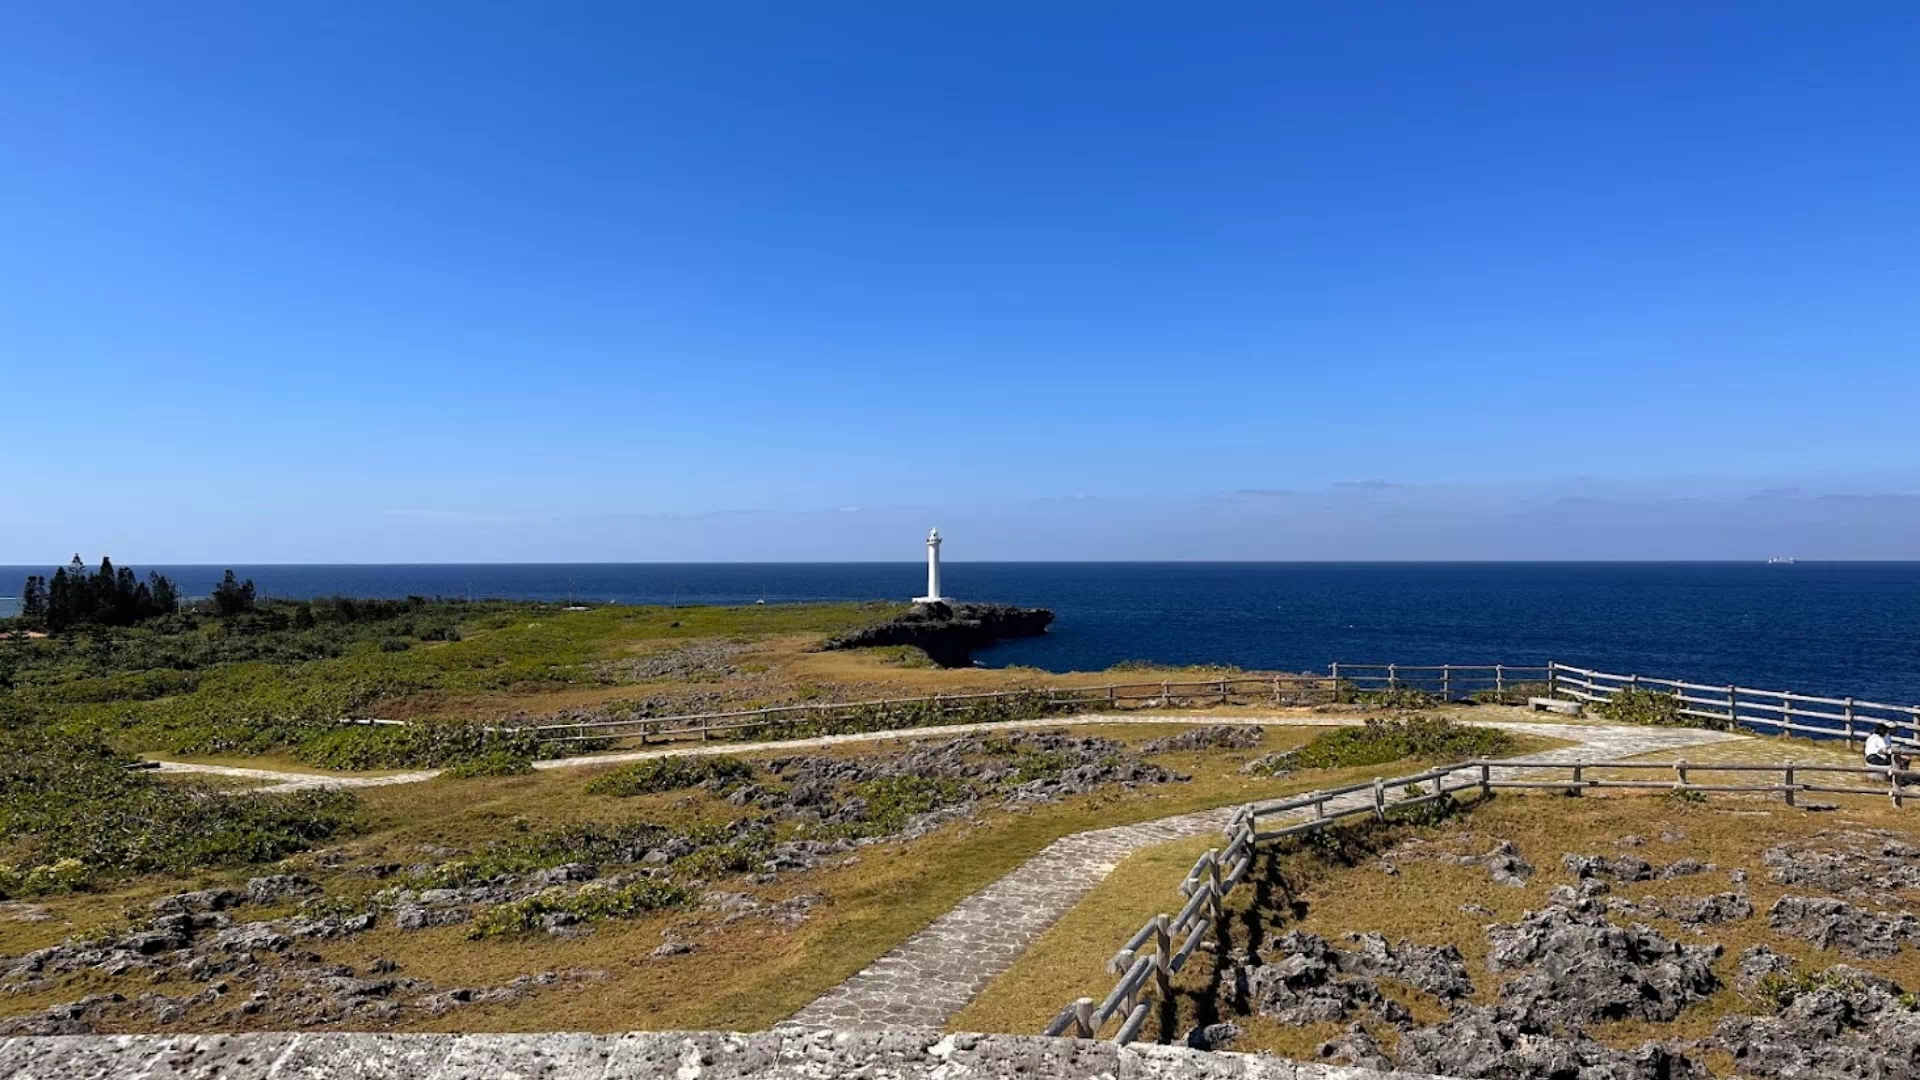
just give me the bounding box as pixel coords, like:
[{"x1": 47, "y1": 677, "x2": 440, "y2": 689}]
[{"x1": 0, "y1": 1027, "x2": 1452, "y2": 1079}]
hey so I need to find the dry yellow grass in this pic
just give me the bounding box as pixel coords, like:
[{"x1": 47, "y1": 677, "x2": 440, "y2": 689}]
[
  {"x1": 5, "y1": 722, "x2": 1483, "y2": 1034},
  {"x1": 965, "y1": 785, "x2": 1920, "y2": 1063}
]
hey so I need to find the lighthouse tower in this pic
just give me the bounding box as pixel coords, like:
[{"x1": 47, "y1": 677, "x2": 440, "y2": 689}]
[{"x1": 914, "y1": 528, "x2": 946, "y2": 604}]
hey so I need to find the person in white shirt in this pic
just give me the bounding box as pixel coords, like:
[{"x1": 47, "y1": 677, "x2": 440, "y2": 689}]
[{"x1": 1865, "y1": 723, "x2": 1905, "y2": 772}]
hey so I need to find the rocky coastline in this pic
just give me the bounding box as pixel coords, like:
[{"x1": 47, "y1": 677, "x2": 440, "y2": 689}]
[{"x1": 823, "y1": 601, "x2": 1054, "y2": 668}]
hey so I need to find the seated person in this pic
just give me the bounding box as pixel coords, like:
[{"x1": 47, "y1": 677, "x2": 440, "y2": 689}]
[{"x1": 1865, "y1": 723, "x2": 1909, "y2": 771}]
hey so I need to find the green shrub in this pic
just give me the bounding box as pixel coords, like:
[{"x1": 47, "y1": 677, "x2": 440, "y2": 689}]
[
  {"x1": 442, "y1": 750, "x2": 535, "y2": 778},
  {"x1": 1246, "y1": 717, "x2": 1515, "y2": 776},
  {"x1": 295, "y1": 720, "x2": 558, "y2": 770},
  {"x1": 0, "y1": 858, "x2": 90, "y2": 896},
  {"x1": 1389, "y1": 782, "x2": 1463, "y2": 828},
  {"x1": 851, "y1": 775, "x2": 966, "y2": 833},
  {"x1": 1471, "y1": 681, "x2": 1551, "y2": 705},
  {"x1": 378, "y1": 638, "x2": 412, "y2": 653},
  {"x1": 736, "y1": 690, "x2": 1081, "y2": 742},
  {"x1": 1597, "y1": 687, "x2": 1713, "y2": 728},
  {"x1": 0, "y1": 727, "x2": 359, "y2": 888},
  {"x1": 467, "y1": 880, "x2": 694, "y2": 938},
  {"x1": 1353, "y1": 687, "x2": 1439, "y2": 710},
  {"x1": 585, "y1": 755, "x2": 755, "y2": 797}
]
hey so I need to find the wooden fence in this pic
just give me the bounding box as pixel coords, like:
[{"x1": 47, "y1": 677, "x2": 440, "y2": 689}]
[
  {"x1": 1329, "y1": 663, "x2": 1551, "y2": 700},
  {"x1": 1547, "y1": 662, "x2": 1920, "y2": 748},
  {"x1": 1047, "y1": 753, "x2": 1918, "y2": 1045}
]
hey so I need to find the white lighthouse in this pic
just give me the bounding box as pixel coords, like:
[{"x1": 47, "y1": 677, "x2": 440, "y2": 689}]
[{"x1": 914, "y1": 528, "x2": 946, "y2": 604}]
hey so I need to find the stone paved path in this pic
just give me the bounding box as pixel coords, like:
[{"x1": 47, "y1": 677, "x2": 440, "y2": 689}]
[{"x1": 785, "y1": 719, "x2": 1746, "y2": 1031}]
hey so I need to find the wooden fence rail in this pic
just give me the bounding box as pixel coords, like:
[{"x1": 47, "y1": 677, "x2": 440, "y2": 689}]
[
  {"x1": 1546, "y1": 662, "x2": 1920, "y2": 749},
  {"x1": 1048, "y1": 753, "x2": 1918, "y2": 1045},
  {"x1": 1327, "y1": 663, "x2": 1552, "y2": 701}
]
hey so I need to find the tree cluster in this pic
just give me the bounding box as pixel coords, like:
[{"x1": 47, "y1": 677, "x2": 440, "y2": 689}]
[
  {"x1": 210, "y1": 569, "x2": 257, "y2": 617},
  {"x1": 18, "y1": 555, "x2": 180, "y2": 630}
]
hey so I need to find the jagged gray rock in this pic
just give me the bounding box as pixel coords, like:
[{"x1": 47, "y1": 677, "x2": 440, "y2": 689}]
[
  {"x1": 1486, "y1": 898, "x2": 1720, "y2": 1028},
  {"x1": 1140, "y1": 725, "x2": 1265, "y2": 754},
  {"x1": 1768, "y1": 896, "x2": 1920, "y2": 957},
  {"x1": 822, "y1": 602, "x2": 1054, "y2": 667}
]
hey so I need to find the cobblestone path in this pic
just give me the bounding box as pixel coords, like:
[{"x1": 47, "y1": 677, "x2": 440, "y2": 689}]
[{"x1": 785, "y1": 720, "x2": 1746, "y2": 1031}]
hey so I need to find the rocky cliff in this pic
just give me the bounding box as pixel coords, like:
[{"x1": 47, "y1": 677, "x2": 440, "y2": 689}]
[{"x1": 823, "y1": 602, "x2": 1054, "y2": 668}]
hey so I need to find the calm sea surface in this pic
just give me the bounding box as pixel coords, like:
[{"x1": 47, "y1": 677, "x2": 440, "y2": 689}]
[{"x1": 4, "y1": 562, "x2": 1917, "y2": 703}]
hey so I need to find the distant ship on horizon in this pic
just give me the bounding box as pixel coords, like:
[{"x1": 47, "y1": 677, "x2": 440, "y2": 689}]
[{"x1": 1767, "y1": 556, "x2": 1799, "y2": 565}]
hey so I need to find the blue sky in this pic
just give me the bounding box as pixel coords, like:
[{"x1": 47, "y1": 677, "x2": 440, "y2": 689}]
[{"x1": 4, "y1": 2, "x2": 1918, "y2": 561}]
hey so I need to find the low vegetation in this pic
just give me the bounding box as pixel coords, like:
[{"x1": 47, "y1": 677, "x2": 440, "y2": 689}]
[
  {"x1": 0, "y1": 723, "x2": 358, "y2": 894},
  {"x1": 293, "y1": 720, "x2": 572, "y2": 771},
  {"x1": 467, "y1": 880, "x2": 695, "y2": 939},
  {"x1": 1597, "y1": 686, "x2": 1724, "y2": 728},
  {"x1": 1348, "y1": 687, "x2": 1440, "y2": 710},
  {"x1": 585, "y1": 755, "x2": 756, "y2": 797},
  {"x1": 1472, "y1": 681, "x2": 1551, "y2": 705},
  {"x1": 733, "y1": 688, "x2": 1084, "y2": 741},
  {"x1": 1245, "y1": 716, "x2": 1517, "y2": 775},
  {"x1": 440, "y1": 750, "x2": 536, "y2": 778},
  {"x1": 0, "y1": 597, "x2": 892, "y2": 759}
]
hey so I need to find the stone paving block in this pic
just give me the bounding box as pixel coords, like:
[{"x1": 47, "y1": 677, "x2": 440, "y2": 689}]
[
  {"x1": 144, "y1": 1033, "x2": 299, "y2": 1080},
  {"x1": 604, "y1": 1030, "x2": 784, "y2": 1079},
  {"x1": 5, "y1": 1033, "x2": 180, "y2": 1080},
  {"x1": 270, "y1": 1034, "x2": 458, "y2": 1080},
  {"x1": 1121, "y1": 1040, "x2": 1293, "y2": 1079},
  {"x1": 425, "y1": 1033, "x2": 613, "y2": 1080}
]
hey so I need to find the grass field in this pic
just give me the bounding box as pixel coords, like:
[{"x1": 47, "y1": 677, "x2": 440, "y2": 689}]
[
  {"x1": 1, "y1": 721, "x2": 1544, "y2": 1034},
  {"x1": 963, "y1": 781, "x2": 1920, "y2": 1064}
]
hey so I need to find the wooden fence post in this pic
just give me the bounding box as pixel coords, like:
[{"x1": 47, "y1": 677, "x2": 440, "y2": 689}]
[
  {"x1": 1373, "y1": 777, "x2": 1386, "y2": 820},
  {"x1": 1784, "y1": 765, "x2": 1795, "y2": 806},
  {"x1": 1152, "y1": 914, "x2": 1173, "y2": 1000},
  {"x1": 1728, "y1": 686, "x2": 1738, "y2": 729},
  {"x1": 1845, "y1": 697, "x2": 1856, "y2": 744},
  {"x1": 1547, "y1": 661, "x2": 1558, "y2": 698},
  {"x1": 1495, "y1": 664, "x2": 1505, "y2": 696},
  {"x1": 1388, "y1": 664, "x2": 1398, "y2": 691},
  {"x1": 1073, "y1": 997, "x2": 1096, "y2": 1038},
  {"x1": 1219, "y1": 679, "x2": 1229, "y2": 706},
  {"x1": 1442, "y1": 665, "x2": 1452, "y2": 702},
  {"x1": 1570, "y1": 764, "x2": 1584, "y2": 797},
  {"x1": 1206, "y1": 850, "x2": 1226, "y2": 923},
  {"x1": 1675, "y1": 759, "x2": 1689, "y2": 791},
  {"x1": 1272, "y1": 675, "x2": 1281, "y2": 705},
  {"x1": 1782, "y1": 697, "x2": 1793, "y2": 736},
  {"x1": 1480, "y1": 763, "x2": 1492, "y2": 796},
  {"x1": 1162, "y1": 681, "x2": 1171, "y2": 707},
  {"x1": 1329, "y1": 662, "x2": 1341, "y2": 703}
]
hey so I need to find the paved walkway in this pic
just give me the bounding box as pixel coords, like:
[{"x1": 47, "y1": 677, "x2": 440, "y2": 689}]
[
  {"x1": 146, "y1": 712, "x2": 1514, "y2": 793},
  {"x1": 784, "y1": 719, "x2": 1746, "y2": 1031}
]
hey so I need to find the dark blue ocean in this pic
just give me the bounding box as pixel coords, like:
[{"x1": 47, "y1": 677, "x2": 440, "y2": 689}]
[{"x1": 4, "y1": 563, "x2": 1918, "y2": 704}]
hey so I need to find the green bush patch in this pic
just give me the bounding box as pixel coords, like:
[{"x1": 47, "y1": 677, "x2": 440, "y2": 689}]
[
  {"x1": 294, "y1": 720, "x2": 576, "y2": 770},
  {"x1": 467, "y1": 879, "x2": 694, "y2": 938},
  {"x1": 1597, "y1": 687, "x2": 1722, "y2": 729},
  {"x1": 585, "y1": 755, "x2": 756, "y2": 797},
  {"x1": 1246, "y1": 716, "x2": 1516, "y2": 777},
  {"x1": 441, "y1": 750, "x2": 536, "y2": 778},
  {"x1": 0, "y1": 727, "x2": 358, "y2": 893}
]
